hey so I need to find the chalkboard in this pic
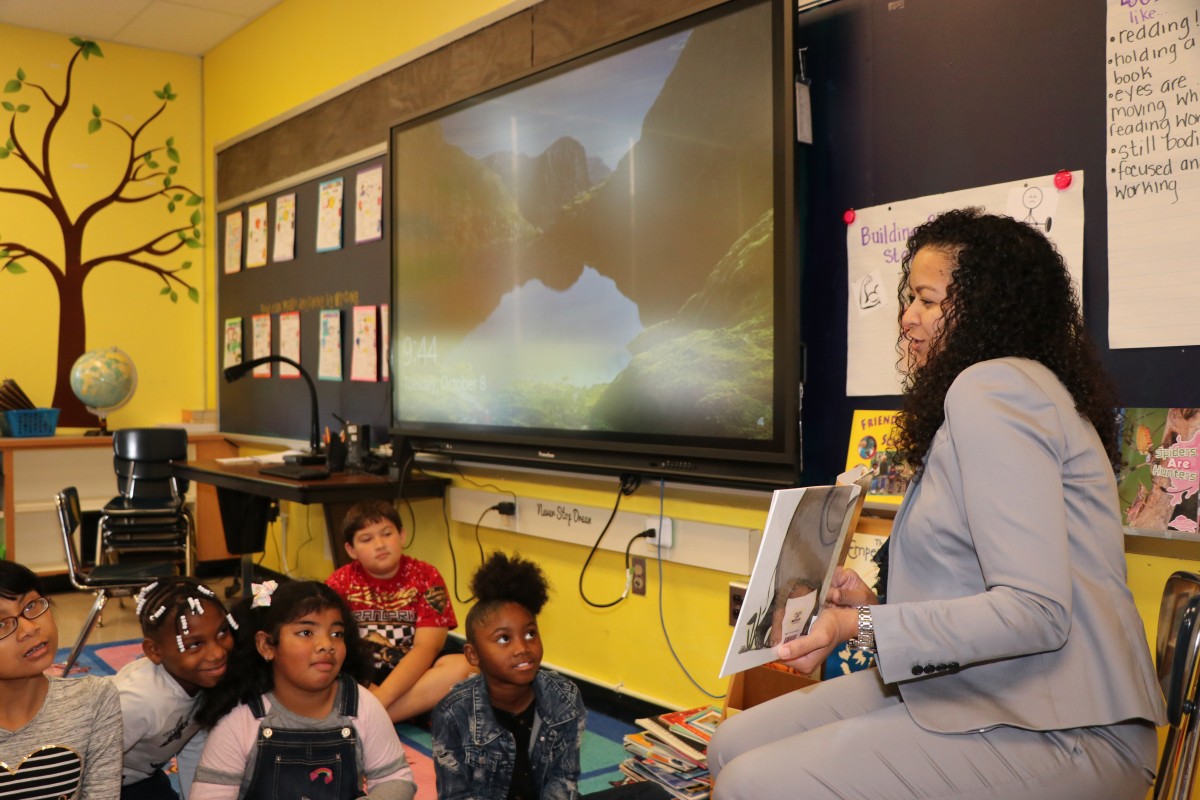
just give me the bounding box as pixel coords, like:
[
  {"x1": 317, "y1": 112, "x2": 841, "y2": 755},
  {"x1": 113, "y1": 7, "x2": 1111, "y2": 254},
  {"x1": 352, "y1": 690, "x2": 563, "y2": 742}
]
[
  {"x1": 794, "y1": 0, "x2": 1200, "y2": 486},
  {"x1": 217, "y1": 155, "x2": 392, "y2": 446}
]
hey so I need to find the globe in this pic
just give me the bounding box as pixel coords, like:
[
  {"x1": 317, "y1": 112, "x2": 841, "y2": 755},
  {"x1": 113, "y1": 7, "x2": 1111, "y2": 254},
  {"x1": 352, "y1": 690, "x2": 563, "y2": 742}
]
[{"x1": 69, "y1": 347, "x2": 138, "y2": 433}]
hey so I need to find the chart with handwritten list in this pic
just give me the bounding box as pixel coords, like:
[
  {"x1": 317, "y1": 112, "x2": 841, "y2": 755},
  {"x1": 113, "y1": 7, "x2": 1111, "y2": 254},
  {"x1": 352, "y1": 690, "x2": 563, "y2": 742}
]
[{"x1": 1107, "y1": 0, "x2": 1200, "y2": 348}]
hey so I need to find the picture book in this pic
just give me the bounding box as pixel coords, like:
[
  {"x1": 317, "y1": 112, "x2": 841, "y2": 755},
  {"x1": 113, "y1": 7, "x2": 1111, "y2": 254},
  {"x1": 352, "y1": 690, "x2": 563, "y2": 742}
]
[
  {"x1": 844, "y1": 409, "x2": 909, "y2": 506},
  {"x1": 622, "y1": 705, "x2": 718, "y2": 800},
  {"x1": 634, "y1": 714, "x2": 707, "y2": 765},
  {"x1": 719, "y1": 466, "x2": 869, "y2": 678},
  {"x1": 1119, "y1": 407, "x2": 1200, "y2": 534}
]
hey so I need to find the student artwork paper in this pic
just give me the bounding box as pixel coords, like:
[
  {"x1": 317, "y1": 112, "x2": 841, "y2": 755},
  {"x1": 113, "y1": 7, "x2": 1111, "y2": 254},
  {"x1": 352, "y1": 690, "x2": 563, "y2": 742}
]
[
  {"x1": 380, "y1": 303, "x2": 390, "y2": 381},
  {"x1": 1106, "y1": 0, "x2": 1200, "y2": 348},
  {"x1": 273, "y1": 193, "x2": 297, "y2": 262},
  {"x1": 355, "y1": 165, "x2": 384, "y2": 244},
  {"x1": 317, "y1": 178, "x2": 344, "y2": 253},
  {"x1": 318, "y1": 309, "x2": 343, "y2": 381},
  {"x1": 251, "y1": 314, "x2": 272, "y2": 376},
  {"x1": 720, "y1": 472, "x2": 864, "y2": 678},
  {"x1": 223, "y1": 317, "x2": 243, "y2": 369},
  {"x1": 278, "y1": 311, "x2": 301, "y2": 378},
  {"x1": 245, "y1": 203, "x2": 268, "y2": 268},
  {"x1": 350, "y1": 305, "x2": 378, "y2": 382},
  {"x1": 845, "y1": 172, "x2": 1085, "y2": 396},
  {"x1": 223, "y1": 211, "x2": 243, "y2": 274}
]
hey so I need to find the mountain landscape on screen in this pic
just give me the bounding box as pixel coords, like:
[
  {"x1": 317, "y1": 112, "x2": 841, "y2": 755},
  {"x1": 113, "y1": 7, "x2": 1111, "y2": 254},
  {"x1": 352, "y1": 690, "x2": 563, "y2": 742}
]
[{"x1": 394, "y1": 0, "x2": 775, "y2": 441}]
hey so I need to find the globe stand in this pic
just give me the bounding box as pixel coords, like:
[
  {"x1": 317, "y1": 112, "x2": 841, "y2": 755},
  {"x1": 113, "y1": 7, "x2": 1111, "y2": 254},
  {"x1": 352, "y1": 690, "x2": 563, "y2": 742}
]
[{"x1": 83, "y1": 414, "x2": 114, "y2": 436}]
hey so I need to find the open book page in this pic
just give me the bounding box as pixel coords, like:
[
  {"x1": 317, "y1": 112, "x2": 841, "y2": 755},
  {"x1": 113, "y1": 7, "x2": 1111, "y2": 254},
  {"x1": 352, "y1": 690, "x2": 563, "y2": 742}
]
[{"x1": 719, "y1": 467, "x2": 868, "y2": 678}]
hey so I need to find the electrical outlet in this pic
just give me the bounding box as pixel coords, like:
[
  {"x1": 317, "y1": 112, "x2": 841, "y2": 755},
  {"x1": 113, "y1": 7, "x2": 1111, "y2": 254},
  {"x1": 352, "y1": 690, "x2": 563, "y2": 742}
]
[
  {"x1": 729, "y1": 582, "x2": 747, "y2": 626},
  {"x1": 644, "y1": 516, "x2": 673, "y2": 549},
  {"x1": 631, "y1": 556, "x2": 647, "y2": 596},
  {"x1": 492, "y1": 502, "x2": 519, "y2": 531}
]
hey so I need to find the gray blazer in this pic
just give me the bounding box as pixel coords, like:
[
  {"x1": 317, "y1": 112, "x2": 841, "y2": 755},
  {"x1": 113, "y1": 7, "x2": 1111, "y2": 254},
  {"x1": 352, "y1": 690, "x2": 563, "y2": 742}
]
[{"x1": 874, "y1": 358, "x2": 1167, "y2": 733}]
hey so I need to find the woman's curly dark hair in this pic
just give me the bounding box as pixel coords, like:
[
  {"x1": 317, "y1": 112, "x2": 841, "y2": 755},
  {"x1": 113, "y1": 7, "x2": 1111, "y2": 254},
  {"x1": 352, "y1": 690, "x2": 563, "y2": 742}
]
[
  {"x1": 464, "y1": 552, "x2": 550, "y2": 644},
  {"x1": 893, "y1": 208, "x2": 1117, "y2": 476},
  {"x1": 196, "y1": 580, "x2": 372, "y2": 727}
]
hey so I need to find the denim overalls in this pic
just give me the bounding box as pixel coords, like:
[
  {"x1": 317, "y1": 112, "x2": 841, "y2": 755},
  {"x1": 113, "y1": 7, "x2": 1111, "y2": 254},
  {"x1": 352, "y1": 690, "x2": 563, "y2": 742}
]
[{"x1": 242, "y1": 674, "x2": 365, "y2": 800}]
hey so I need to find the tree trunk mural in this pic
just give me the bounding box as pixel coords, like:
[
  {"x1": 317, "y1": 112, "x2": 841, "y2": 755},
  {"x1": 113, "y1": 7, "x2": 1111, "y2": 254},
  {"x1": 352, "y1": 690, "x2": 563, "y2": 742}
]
[{"x1": 0, "y1": 38, "x2": 202, "y2": 425}]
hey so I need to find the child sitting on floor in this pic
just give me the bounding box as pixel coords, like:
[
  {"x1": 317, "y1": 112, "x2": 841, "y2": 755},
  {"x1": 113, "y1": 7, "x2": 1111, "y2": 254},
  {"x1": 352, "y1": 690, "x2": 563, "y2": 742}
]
[
  {"x1": 432, "y1": 551, "x2": 578, "y2": 799},
  {"x1": 0, "y1": 560, "x2": 122, "y2": 799},
  {"x1": 431, "y1": 552, "x2": 666, "y2": 800},
  {"x1": 191, "y1": 579, "x2": 415, "y2": 800},
  {"x1": 111, "y1": 578, "x2": 236, "y2": 799},
  {"x1": 326, "y1": 499, "x2": 474, "y2": 722}
]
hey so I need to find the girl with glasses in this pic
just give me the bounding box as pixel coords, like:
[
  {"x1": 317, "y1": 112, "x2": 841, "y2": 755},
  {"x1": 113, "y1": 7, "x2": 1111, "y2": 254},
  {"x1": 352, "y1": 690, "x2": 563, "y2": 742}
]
[{"x1": 0, "y1": 559, "x2": 122, "y2": 798}]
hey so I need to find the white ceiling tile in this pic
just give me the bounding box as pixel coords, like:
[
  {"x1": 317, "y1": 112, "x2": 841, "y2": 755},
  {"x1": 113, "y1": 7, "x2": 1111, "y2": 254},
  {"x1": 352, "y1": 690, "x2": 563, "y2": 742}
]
[
  {"x1": 116, "y1": 2, "x2": 252, "y2": 56},
  {"x1": 0, "y1": 0, "x2": 285, "y2": 55},
  {"x1": 0, "y1": 0, "x2": 150, "y2": 40},
  {"x1": 172, "y1": 0, "x2": 282, "y2": 18}
]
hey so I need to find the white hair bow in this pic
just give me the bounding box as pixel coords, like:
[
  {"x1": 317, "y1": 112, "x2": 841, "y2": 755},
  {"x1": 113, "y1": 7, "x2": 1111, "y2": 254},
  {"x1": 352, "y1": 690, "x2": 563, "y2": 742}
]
[{"x1": 251, "y1": 580, "x2": 278, "y2": 609}]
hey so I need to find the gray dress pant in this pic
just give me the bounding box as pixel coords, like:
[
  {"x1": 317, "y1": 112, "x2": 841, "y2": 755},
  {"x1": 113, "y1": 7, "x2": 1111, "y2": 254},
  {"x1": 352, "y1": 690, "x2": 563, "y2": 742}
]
[{"x1": 709, "y1": 668, "x2": 1158, "y2": 800}]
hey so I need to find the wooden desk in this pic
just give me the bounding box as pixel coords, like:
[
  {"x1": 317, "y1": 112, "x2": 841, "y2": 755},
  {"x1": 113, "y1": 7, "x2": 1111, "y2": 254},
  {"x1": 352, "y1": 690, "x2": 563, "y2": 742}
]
[
  {"x1": 174, "y1": 460, "x2": 447, "y2": 589},
  {"x1": 0, "y1": 433, "x2": 236, "y2": 574}
]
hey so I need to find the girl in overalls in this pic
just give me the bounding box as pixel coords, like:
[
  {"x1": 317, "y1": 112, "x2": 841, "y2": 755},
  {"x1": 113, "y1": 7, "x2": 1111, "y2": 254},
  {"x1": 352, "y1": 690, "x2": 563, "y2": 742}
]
[{"x1": 191, "y1": 580, "x2": 416, "y2": 800}]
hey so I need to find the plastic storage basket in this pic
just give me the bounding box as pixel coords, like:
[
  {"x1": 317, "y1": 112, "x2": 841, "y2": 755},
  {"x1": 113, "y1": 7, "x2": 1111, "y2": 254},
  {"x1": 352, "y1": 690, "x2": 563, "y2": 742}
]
[{"x1": 0, "y1": 408, "x2": 60, "y2": 437}]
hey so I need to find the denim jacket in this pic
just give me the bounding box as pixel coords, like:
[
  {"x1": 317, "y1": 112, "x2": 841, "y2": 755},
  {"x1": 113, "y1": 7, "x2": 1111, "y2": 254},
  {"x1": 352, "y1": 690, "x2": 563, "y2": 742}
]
[{"x1": 431, "y1": 669, "x2": 585, "y2": 800}]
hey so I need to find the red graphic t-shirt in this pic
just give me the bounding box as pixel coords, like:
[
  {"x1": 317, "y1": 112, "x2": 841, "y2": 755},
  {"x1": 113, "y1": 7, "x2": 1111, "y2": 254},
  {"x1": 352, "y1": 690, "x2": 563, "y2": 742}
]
[{"x1": 326, "y1": 556, "x2": 457, "y2": 676}]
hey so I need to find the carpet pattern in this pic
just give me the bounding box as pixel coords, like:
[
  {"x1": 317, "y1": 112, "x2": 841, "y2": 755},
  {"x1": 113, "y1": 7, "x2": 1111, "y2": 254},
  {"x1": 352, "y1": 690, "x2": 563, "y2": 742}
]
[{"x1": 58, "y1": 639, "x2": 635, "y2": 798}]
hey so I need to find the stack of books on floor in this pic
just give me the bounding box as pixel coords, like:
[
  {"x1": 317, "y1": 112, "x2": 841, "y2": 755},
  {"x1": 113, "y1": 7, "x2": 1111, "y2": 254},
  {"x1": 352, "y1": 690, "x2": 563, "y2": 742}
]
[{"x1": 619, "y1": 704, "x2": 721, "y2": 799}]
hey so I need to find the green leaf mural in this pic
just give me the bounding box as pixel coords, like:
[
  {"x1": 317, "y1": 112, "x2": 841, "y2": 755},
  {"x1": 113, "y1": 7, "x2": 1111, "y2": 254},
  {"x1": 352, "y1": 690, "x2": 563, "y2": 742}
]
[{"x1": 0, "y1": 37, "x2": 203, "y2": 425}]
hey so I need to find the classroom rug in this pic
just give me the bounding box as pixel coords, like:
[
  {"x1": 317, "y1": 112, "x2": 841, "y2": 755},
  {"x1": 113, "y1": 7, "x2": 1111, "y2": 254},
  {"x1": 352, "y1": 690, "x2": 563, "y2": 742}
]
[{"x1": 56, "y1": 639, "x2": 635, "y2": 798}]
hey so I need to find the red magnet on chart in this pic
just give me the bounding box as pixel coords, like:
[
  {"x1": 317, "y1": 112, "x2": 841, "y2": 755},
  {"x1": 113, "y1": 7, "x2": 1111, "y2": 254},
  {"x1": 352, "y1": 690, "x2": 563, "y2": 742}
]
[
  {"x1": 843, "y1": 209, "x2": 856, "y2": 224},
  {"x1": 1053, "y1": 170, "x2": 1072, "y2": 190}
]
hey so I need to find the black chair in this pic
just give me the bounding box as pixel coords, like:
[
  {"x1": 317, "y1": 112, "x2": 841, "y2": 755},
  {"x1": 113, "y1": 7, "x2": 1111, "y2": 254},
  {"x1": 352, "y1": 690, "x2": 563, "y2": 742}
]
[
  {"x1": 55, "y1": 487, "x2": 178, "y2": 674},
  {"x1": 1154, "y1": 570, "x2": 1200, "y2": 800},
  {"x1": 98, "y1": 427, "x2": 195, "y2": 576}
]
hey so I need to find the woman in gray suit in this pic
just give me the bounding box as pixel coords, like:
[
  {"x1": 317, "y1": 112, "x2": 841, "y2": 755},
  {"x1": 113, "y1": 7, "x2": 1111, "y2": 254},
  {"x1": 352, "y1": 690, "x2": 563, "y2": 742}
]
[{"x1": 709, "y1": 208, "x2": 1166, "y2": 799}]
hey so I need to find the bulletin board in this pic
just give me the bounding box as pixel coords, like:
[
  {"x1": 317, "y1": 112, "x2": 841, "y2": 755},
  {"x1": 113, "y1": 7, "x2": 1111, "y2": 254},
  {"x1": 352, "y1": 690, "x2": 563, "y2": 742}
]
[
  {"x1": 793, "y1": 0, "x2": 1200, "y2": 485},
  {"x1": 216, "y1": 155, "x2": 392, "y2": 445}
]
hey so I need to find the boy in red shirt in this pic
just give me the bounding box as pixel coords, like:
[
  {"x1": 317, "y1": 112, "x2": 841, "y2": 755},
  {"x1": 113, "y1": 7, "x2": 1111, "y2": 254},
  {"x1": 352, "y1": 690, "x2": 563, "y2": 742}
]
[{"x1": 326, "y1": 499, "x2": 474, "y2": 722}]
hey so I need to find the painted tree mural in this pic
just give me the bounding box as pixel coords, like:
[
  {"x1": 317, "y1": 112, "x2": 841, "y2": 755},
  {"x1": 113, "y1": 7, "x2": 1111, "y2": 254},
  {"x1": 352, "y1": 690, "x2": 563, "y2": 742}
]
[{"x1": 0, "y1": 37, "x2": 201, "y2": 425}]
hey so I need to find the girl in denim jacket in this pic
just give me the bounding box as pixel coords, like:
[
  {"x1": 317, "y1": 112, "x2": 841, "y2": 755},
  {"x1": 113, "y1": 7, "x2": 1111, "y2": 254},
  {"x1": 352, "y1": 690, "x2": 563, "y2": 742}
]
[{"x1": 431, "y1": 552, "x2": 583, "y2": 800}]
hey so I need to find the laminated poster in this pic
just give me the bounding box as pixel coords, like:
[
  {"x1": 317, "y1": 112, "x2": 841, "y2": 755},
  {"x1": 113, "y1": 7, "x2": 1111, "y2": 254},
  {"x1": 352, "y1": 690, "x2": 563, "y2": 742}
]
[
  {"x1": 273, "y1": 193, "x2": 296, "y2": 263},
  {"x1": 350, "y1": 305, "x2": 378, "y2": 382},
  {"x1": 246, "y1": 202, "x2": 268, "y2": 268},
  {"x1": 223, "y1": 211, "x2": 243, "y2": 274},
  {"x1": 317, "y1": 178, "x2": 344, "y2": 253},
  {"x1": 251, "y1": 314, "x2": 272, "y2": 377},
  {"x1": 318, "y1": 309, "x2": 343, "y2": 381},
  {"x1": 279, "y1": 311, "x2": 301, "y2": 378},
  {"x1": 355, "y1": 165, "x2": 384, "y2": 244},
  {"x1": 845, "y1": 172, "x2": 1084, "y2": 396},
  {"x1": 223, "y1": 317, "x2": 243, "y2": 369},
  {"x1": 1119, "y1": 408, "x2": 1200, "y2": 536}
]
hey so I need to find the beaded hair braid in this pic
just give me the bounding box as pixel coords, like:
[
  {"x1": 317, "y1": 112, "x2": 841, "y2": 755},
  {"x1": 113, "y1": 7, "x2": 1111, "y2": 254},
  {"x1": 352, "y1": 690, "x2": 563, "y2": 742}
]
[{"x1": 135, "y1": 578, "x2": 238, "y2": 653}]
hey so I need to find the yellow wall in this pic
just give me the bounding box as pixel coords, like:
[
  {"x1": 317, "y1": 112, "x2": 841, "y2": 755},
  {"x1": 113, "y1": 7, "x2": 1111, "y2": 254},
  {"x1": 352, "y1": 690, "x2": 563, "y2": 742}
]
[
  {"x1": 0, "y1": 25, "x2": 204, "y2": 425},
  {"x1": 255, "y1": 467, "x2": 766, "y2": 709}
]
